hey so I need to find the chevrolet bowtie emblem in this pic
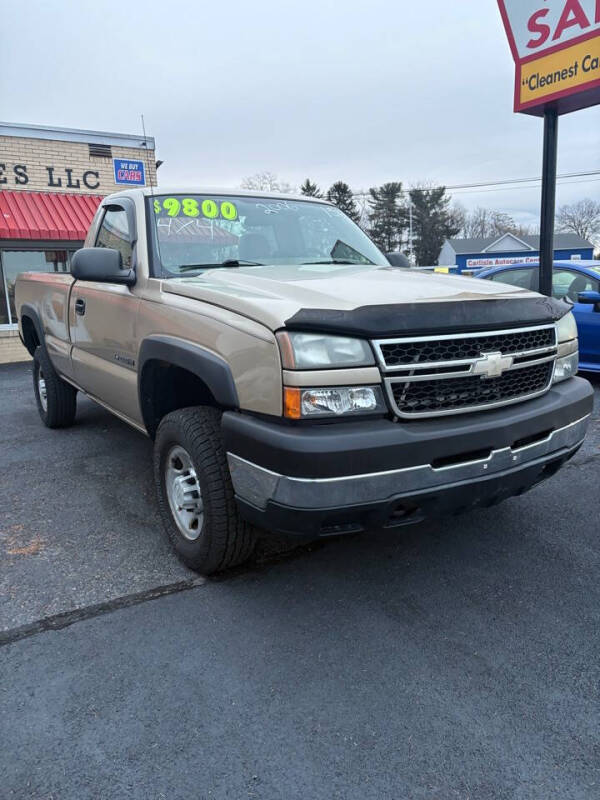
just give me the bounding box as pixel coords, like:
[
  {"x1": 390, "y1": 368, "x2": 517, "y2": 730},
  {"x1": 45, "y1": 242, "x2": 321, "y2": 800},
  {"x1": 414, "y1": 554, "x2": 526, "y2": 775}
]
[{"x1": 472, "y1": 351, "x2": 514, "y2": 379}]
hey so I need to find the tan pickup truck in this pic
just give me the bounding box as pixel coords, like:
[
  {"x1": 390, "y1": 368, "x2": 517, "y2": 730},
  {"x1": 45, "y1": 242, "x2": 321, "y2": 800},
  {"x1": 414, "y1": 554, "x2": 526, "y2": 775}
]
[{"x1": 16, "y1": 188, "x2": 593, "y2": 574}]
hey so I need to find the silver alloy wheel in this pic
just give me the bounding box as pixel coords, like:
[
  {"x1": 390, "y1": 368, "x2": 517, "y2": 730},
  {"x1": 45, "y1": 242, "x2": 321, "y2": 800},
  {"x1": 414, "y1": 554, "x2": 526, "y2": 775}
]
[
  {"x1": 165, "y1": 445, "x2": 204, "y2": 541},
  {"x1": 38, "y1": 369, "x2": 48, "y2": 412}
]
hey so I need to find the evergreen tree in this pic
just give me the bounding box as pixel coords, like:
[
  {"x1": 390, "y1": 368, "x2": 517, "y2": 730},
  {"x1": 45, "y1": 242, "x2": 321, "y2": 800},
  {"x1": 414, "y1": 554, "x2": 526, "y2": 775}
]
[
  {"x1": 409, "y1": 186, "x2": 462, "y2": 266},
  {"x1": 300, "y1": 179, "x2": 323, "y2": 198},
  {"x1": 368, "y1": 182, "x2": 405, "y2": 252},
  {"x1": 326, "y1": 181, "x2": 360, "y2": 224}
]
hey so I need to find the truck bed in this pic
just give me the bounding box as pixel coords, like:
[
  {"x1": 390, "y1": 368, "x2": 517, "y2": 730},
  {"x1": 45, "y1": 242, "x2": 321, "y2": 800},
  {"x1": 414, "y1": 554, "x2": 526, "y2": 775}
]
[{"x1": 15, "y1": 272, "x2": 75, "y2": 377}]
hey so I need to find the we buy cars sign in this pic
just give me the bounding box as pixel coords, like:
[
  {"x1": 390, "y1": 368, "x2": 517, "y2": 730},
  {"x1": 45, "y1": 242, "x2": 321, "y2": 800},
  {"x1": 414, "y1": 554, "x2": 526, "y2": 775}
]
[{"x1": 497, "y1": 0, "x2": 600, "y2": 114}]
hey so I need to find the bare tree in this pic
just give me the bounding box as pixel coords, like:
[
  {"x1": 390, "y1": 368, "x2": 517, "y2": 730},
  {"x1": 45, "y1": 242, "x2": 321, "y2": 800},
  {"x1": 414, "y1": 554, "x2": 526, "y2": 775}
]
[
  {"x1": 457, "y1": 206, "x2": 531, "y2": 239},
  {"x1": 556, "y1": 198, "x2": 600, "y2": 247},
  {"x1": 460, "y1": 207, "x2": 492, "y2": 238},
  {"x1": 353, "y1": 191, "x2": 371, "y2": 231},
  {"x1": 448, "y1": 202, "x2": 467, "y2": 237},
  {"x1": 241, "y1": 171, "x2": 296, "y2": 193}
]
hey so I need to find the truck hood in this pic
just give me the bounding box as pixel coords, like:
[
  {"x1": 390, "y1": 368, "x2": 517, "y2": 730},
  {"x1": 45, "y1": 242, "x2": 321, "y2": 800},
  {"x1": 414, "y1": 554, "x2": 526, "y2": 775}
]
[{"x1": 162, "y1": 263, "x2": 561, "y2": 335}]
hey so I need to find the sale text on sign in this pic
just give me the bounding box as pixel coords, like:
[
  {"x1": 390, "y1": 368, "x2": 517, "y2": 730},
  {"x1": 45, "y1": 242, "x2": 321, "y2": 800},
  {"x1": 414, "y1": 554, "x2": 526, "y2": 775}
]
[{"x1": 497, "y1": 1, "x2": 600, "y2": 114}]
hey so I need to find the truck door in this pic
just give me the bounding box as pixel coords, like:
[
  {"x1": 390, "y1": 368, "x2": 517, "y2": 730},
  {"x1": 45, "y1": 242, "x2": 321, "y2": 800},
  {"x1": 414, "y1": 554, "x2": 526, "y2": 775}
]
[{"x1": 69, "y1": 203, "x2": 142, "y2": 423}]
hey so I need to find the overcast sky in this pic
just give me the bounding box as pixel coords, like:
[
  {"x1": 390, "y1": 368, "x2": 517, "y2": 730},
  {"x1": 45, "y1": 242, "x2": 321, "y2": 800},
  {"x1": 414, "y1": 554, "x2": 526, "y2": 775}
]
[{"x1": 1, "y1": 0, "x2": 599, "y2": 227}]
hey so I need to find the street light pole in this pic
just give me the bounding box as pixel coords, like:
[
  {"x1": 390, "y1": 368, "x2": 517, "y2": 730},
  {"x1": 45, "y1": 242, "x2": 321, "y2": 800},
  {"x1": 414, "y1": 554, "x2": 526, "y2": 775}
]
[
  {"x1": 538, "y1": 107, "x2": 559, "y2": 297},
  {"x1": 408, "y1": 201, "x2": 414, "y2": 264}
]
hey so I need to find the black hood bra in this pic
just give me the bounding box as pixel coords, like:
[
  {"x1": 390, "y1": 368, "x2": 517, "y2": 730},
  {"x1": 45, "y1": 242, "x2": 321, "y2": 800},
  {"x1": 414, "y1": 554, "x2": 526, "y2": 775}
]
[{"x1": 284, "y1": 296, "x2": 571, "y2": 337}]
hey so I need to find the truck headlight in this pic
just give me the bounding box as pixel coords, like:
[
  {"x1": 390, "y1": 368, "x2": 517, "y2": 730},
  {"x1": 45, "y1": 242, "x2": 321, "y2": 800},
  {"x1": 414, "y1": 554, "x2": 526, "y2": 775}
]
[
  {"x1": 553, "y1": 312, "x2": 578, "y2": 384},
  {"x1": 283, "y1": 385, "x2": 385, "y2": 419},
  {"x1": 277, "y1": 331, "x2": 374, "y2": 369},
  {"x1": 556, "y1": 311, "x2": 577, "y2": 343}
]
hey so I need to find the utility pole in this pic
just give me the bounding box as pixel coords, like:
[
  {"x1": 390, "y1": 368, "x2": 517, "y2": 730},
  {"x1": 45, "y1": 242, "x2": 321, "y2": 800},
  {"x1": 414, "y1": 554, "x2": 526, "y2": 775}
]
[{"x1": 408, "y1": 200, "x2": 414, "y2": 264}]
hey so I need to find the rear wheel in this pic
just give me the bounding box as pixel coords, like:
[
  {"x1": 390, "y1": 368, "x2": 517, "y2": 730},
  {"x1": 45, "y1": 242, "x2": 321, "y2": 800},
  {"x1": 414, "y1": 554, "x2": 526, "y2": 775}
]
[
  {"x1": 33, "y1": 346, "x2": 77, "y2": 428},
  {"x1": 154, "y1": 406, "x2": 255, "y2": 574}
]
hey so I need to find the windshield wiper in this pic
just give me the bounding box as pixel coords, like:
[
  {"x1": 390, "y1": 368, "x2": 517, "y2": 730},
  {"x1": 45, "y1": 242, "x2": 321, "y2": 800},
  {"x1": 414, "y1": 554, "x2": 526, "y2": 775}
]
[
  {"x1": 303, "y1": 259, "x2": 362, "y2": 265},
  {"x1": 176, "y1": 259, "x2": 264, "y2": 272},
  {"x1": 220, "y1": 259, "x2": 264, "y2": 267}
]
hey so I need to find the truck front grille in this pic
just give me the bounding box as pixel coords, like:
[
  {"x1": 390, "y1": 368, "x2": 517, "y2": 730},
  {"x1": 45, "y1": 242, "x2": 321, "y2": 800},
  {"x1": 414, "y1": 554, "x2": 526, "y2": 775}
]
[
  {"x1": 373, "y1": 325, "x2": 557, "y2": 419},
  {"x1": 379, "y1": 327, "x2": 555, "y2": 366},
  {"x1": 390, "y1": 362, "x2": 553, "y2": 416}
]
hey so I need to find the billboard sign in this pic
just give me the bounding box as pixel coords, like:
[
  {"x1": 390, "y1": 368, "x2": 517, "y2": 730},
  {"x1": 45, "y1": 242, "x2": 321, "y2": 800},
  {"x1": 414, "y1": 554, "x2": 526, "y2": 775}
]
[
  {"x1": 497, "y1": 1, "x2": 600, "y2": 115},
  {"x1": 113, "y1": 158, "x2": 146, "y2": 185}
]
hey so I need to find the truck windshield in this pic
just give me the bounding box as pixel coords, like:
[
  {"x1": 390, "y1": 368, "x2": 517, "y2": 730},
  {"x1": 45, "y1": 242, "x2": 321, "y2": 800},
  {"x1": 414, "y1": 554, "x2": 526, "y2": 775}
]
[{"x1": 148, "y1": 194, "x2": 387, "y2": 276}]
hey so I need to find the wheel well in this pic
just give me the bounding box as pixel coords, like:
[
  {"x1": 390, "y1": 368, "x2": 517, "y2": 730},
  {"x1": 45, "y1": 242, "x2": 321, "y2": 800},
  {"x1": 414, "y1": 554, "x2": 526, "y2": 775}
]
[
  {"x1": 140, "y1": 360, "x2": 220, "y2": 439},
  {"x1": 21, "y1": 316, "x2": 41, "y2": 356}
]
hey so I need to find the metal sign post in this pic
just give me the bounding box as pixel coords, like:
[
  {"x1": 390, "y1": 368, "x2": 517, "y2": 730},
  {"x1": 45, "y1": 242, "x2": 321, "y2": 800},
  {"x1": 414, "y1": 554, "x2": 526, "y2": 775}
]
[{"x1": 539, "y1": 108, "x2": 559, "y2": 296}]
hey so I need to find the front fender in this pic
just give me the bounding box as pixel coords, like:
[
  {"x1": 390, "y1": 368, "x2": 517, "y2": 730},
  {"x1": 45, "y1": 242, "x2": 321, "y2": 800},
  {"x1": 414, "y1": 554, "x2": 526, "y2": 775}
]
[{"x1": 137, "y1": 334, "x2": 239, "y2": 425}]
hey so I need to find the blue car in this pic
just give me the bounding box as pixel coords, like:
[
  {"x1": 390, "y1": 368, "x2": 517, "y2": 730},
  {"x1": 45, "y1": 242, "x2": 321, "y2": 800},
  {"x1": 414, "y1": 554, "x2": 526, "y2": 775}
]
[{"x1": 476, "y1": 260, "x2": 600, "y2": 373}]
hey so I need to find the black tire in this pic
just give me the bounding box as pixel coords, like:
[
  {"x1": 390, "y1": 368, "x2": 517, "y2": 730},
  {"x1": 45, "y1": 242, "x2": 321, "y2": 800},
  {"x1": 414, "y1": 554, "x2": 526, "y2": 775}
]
[
  {"x1": 154, "y1": 406, "x2": 255, "y2": 574},
  {"x1": 33, "y1": 345, "x2": 77, "y2": 428}
]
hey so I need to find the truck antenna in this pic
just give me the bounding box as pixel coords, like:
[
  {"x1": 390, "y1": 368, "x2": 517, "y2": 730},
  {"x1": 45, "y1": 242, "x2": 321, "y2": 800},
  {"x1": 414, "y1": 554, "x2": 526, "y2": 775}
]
[{"x1": 140, "y1": 113, "x2": 155, "y2": 193}]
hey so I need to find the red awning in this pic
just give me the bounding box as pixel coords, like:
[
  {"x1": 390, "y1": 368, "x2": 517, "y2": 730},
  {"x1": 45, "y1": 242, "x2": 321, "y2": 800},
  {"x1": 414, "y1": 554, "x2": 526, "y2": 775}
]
[{"x1": 0, "y1": 191, "x2": 103, "y2": 241}]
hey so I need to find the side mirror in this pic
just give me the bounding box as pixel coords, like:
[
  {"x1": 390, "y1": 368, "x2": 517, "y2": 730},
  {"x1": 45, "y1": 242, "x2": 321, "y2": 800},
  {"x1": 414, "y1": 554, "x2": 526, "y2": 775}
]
[
  {"x1": 71, "y1": 248, "x2": 136, "y2": 286},
  {"x1": 386, "y1": 251, "x2": 411, "y2": 268},
  {"x1": 577, "y1": 290, "x2": 600, "y2": 310}
]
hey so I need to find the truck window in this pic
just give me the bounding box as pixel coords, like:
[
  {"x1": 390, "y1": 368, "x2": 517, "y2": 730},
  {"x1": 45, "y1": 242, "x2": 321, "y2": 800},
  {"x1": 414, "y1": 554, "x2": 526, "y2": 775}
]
[{"x1": 95, "y1": 208, "x2": 132, "y2": 268}]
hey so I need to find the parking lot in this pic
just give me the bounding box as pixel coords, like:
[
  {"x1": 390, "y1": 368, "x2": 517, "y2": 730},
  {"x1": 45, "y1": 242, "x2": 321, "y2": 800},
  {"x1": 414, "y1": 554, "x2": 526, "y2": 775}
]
[{"x1": 1, "y1": 360, "x2": 599, "y2": 799}]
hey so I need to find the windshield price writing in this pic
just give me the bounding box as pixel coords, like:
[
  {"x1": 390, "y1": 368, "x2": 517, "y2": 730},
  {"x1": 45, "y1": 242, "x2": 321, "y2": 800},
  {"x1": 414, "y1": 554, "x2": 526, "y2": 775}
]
[{"x1": 153, "y1": 197, "x2": 238, "y2": 220}]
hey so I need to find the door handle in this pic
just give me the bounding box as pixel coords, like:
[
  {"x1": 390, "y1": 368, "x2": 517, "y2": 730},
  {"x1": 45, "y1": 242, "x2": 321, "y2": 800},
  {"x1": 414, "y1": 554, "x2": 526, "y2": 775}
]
[{"x1": 75, "y1": 298, "x2": 86, "y2": 316}]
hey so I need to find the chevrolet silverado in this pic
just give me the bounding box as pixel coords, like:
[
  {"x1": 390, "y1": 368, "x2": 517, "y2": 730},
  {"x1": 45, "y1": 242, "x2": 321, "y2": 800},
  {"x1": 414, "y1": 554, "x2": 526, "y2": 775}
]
[{"x1": 15, "y1": 188, "x2": 593, "y2": 573}]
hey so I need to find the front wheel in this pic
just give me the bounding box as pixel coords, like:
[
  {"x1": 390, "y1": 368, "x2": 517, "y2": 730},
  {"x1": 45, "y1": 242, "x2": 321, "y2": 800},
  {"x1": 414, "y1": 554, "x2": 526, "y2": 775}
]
[
  {"x1": 154, "y1": 407, "x2": 255, "y2": 574},
  {"x1": 33, "y1": 346, "x2": 77, "y2": 428}
]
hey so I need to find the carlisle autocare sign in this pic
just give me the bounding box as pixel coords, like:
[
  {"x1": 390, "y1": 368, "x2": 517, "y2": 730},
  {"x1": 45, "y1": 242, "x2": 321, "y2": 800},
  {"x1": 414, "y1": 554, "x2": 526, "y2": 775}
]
[
  {"x1": 113, "y1": 158, "x2": 146, "y2": 185},
  {"x1": 466, "y1": 256, "x2": 542, "y2": 268},
  {"x1": 497, "y1": 0, "x2": 600, "y2": 115}
]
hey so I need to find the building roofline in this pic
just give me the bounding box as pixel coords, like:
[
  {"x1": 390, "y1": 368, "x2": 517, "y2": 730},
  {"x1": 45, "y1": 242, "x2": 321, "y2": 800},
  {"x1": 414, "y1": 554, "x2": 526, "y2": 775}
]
[
  {"x1": 0, "y1": 120, "x2": 155, "y2": 150},
  {"x1": 446, "y1": 233, "x2": 594, "y2": 254},
  {"x1": 482, "y1": 233, "x2": 535, "y2": 253}
]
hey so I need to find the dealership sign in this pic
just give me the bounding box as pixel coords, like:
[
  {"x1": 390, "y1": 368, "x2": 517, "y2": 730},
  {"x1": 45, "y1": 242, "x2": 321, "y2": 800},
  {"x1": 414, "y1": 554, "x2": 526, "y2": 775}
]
[
  {"x1": 466, "y1": 256, "x2": 541, "y2": 268},
  {"x1": 497, "y1": 1, "x2": 600, "y2": 114},
  {"x1": 113, "y1": 158, "x2": 146, "y2": 185},
  {"x1": 466, "y1": 254, "x2": 583, "y2": 268}
]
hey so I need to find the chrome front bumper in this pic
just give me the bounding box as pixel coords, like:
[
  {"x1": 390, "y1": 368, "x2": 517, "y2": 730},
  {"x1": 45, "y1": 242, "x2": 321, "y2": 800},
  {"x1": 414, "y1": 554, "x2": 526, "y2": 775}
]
[{"x1": 227, "y1": 414, "x2": 589, "y2": 512}]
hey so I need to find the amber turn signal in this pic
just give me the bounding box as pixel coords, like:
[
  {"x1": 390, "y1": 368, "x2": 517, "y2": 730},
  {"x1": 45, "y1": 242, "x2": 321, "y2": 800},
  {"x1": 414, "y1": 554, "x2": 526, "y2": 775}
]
[{"x1": 283, "y1": 386, "x2": 301, "y2": 419}]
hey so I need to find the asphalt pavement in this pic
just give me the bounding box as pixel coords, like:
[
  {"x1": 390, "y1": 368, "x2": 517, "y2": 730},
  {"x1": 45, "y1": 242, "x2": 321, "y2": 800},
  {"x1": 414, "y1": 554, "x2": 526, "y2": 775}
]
[{"x1": 1, "y1": 361, "x2": 599, "y2": 799}]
